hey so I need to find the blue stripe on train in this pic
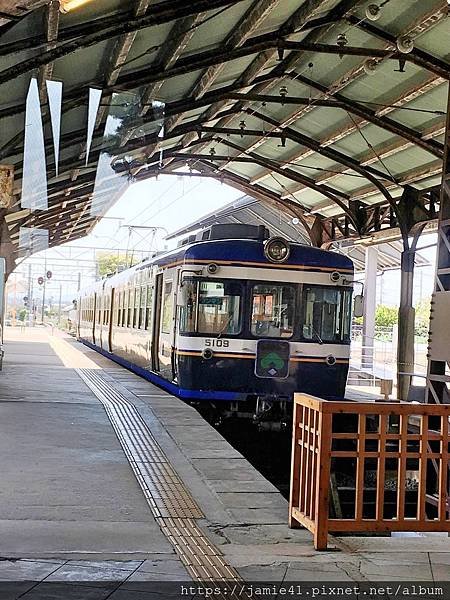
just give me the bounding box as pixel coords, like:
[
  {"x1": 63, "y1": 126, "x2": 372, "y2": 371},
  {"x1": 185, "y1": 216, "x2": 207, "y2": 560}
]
[
  {"x1": 148, "y1": 239, "x2": 353, "y2": 271},
  {"x1": 80, "y1": 338, "x2": 242, "y2": 401}
]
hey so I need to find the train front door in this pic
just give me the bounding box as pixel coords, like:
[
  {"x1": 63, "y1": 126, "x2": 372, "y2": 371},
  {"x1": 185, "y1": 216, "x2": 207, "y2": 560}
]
[
  {"x1": 92, "y1": 293, "x2": 97, "y2": 345},
  {"x1": 108, "y1": 288, "x2": 114, "y2": 353},
  {"x1": 157, "y1": 278, "x2": 174, "y2": 380},
  {"x1": 151, "y1": 274, "x2": 163, "y2": 372}
]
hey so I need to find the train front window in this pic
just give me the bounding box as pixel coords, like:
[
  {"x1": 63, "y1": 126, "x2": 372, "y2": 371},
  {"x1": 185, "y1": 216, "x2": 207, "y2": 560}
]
[
  {"x1": 302, "y1": 286, "x2": 352, "y2": 343},
  {"x1": 251, "y1": 284, "x2": 294, "y2": 338},
  {"x1": 180, "y1": 280, "x2": 242, "y2": 335},
  {"x1": 179, "y1": 279, "x2": 197, "y2": 334},
  {"x1": 161, "y1": 281, "x2": 173, "y2": 334}
]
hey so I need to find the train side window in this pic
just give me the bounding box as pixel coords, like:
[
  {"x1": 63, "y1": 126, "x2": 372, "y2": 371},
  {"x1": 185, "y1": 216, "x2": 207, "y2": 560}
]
[
  {"x1": 251, "y1": 284, "x2": 294, "y2": 338},
  {"x1": 161, "y1": 281, "x2": 173, "y2": 334},
  {"x1": 179, "y1": 280, "x2": 198, "y2": 333},
  {"x1": 122, "y1": 291, "x2": 125, "y2": 327},
  {"x1": 134, "y1": 287, "x2": 139, "y2": 328},
  {"x1": 145, "y1": 285, "x2": 153, "y2": 330},
  {"x1": 139, "y1": 286, "x2": 146, "y2": 329},
  {"x1": 127, "y1": 289, "x2": 133, "y2": 327}
]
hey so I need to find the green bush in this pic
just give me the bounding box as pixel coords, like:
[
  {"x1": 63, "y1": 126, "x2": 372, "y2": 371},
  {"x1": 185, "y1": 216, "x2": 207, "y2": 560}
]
[
  {"x1": 352, "y1": 300, "x2": 431, "y2": 339},
  {"x1": 414, "y1": 298, "x2": 430, "y2": 339}
]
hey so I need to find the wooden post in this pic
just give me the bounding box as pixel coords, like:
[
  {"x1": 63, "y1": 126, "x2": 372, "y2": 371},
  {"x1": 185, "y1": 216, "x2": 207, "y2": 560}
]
[
  {"x1": 314, "y1": 410, "x2": 332, "y2": 550},
  {"x1": 438, "y1": 415, "x2": 449, "y2": 520},
  {"x1": 289, "y1": 401, "x2": 302, "y2": 528}
]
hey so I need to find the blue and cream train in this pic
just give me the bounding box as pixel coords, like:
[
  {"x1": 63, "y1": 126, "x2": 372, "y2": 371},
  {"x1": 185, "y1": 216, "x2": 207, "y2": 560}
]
[{"x1": 77, "y1": 224, "x2": 355, "y2": 425}]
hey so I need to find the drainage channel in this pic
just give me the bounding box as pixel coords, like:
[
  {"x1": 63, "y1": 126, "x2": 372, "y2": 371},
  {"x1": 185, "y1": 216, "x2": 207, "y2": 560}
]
[{"x1": 77, "y1": 368, "x2": 242, "y2": 585}]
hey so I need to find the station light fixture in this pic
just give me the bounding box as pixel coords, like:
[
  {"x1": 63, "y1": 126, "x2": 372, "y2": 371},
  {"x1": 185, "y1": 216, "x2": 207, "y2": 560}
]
[{"x1": 59, "y1": 0, "x2": 95, "y2": 13}]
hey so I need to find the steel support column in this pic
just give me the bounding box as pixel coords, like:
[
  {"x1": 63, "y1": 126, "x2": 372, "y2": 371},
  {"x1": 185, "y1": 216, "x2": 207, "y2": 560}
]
[
  {"x1": 0, "y1": 218, "x2": 16, "y2": 279},
  {"x1": 362, "y1": 246, "x2": 377, "y2": 372},
  {"x1": 426, "y1": 83, "x2": 450, "y2": 405}
]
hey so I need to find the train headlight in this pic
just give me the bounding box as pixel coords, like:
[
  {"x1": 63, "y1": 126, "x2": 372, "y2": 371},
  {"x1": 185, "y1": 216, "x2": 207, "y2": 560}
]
[
  {"x1": 326, "y1": 355, "x2": 336, "y2": 366},
  {"x1": 264, "y1": 237, "x2": 290, "y2": 263}
]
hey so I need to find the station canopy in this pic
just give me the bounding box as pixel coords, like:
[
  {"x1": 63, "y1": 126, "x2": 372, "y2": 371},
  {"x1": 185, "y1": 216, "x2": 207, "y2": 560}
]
[
  {"x1": 0, "y1": 0, "x2": 449, "y2": 267},
  {"x1": 167, "y1": 194, "x2": 431, "y2": 272}
]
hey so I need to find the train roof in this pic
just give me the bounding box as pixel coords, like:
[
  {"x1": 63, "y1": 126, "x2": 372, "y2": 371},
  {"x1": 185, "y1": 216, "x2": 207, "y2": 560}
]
[{"x1": 87, "y1": 238, "x2": 353, "y2": 294}]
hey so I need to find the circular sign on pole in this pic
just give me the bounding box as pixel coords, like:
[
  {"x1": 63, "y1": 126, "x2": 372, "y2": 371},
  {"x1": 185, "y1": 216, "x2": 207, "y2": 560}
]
[
  {"x1": 38, "y1": 276, "x2": 44, "y2": 285},
  {"x1": 46, "y1": 270, "x2": 52, "y2": 279}
]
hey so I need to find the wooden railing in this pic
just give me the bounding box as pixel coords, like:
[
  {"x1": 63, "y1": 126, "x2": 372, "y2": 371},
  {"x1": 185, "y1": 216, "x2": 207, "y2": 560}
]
[{"x1": 289, "y1": 394, "x2": 450, "y2": 550}]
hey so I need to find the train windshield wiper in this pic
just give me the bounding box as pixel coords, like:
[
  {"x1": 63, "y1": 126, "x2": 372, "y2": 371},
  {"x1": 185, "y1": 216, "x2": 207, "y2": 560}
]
[
  {"x1": 217, "y1": 314, "x2": 232, "y2": 339},
  {"x1": 312, "y1": 328, "x2": 324, "y2": 345}
]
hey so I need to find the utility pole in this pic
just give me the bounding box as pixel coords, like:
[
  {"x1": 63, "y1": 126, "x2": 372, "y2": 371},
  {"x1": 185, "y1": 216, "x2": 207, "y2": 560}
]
[
  {"x1": 27, "y1": 263, "x2": 32, "y2": 326},
  {"x1": 41, "y1": 257, "x2": 47, "y2": 324},
  {"x1": 30, "y1": 276, "x2": 35, "y2": 326},
  {"x1": 58, "y1": 283, "x2": 62, "y2": 326},
  {"x1": 13, "y1": 274, "x2": 17, "y2": 325}
]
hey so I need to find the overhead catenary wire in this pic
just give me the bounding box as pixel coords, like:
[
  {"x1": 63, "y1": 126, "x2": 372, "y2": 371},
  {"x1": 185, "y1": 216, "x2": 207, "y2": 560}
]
[
  {"x1": 345, "y1": 110, "x2": 398, "y2": 184},
  {"x1": 112, "y1": 176, "x2": 203, "y2": 251}
]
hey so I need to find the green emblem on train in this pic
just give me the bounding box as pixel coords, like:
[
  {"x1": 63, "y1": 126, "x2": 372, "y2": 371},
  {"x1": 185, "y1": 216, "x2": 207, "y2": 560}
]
[{"x1": 260, "y1": 352, "x2": 284, "y2": 370}]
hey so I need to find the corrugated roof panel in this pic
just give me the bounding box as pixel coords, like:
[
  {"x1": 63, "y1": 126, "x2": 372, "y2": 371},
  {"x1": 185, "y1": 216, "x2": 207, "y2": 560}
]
[{"x1": 329, "y1": 124, "x2": 396, "y2": 157}]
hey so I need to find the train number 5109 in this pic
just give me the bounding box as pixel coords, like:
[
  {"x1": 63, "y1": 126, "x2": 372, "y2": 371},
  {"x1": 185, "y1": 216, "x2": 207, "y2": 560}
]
[{"x1": 204, "y1": 339, "x2": 230, "y2": 348}]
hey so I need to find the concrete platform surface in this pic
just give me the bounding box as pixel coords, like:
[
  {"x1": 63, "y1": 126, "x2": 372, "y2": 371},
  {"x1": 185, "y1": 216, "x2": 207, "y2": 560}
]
[
  {"x1": 0, "y1": 328, "x2": 171, "y2": 558},
  {"x1": 0, "y1": 326, "x2": 448, "y2": 598}
]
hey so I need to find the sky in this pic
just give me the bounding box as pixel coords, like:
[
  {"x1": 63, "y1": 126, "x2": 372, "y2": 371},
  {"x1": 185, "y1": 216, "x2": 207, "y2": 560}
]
[
  {"x1": 7, "y1": 176, "x2": 241, "y2": 307},
  {"x1": 84, "y1": 174, "x2": 242, "y2": 253},
  {"x1": 8, "y1": 174, "x2": 438, "y2": 311}
]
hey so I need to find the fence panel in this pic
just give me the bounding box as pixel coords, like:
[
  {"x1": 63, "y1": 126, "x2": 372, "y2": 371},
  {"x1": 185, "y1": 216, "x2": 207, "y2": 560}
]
[{"x1": 289, "y1": 394, "x2": 450, "y2": 549}]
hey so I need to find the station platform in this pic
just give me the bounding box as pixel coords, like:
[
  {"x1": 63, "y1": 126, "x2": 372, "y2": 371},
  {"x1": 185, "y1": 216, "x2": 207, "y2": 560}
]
[{"x1": 0, "y1": 327, "x2": 449, "y2": 597}]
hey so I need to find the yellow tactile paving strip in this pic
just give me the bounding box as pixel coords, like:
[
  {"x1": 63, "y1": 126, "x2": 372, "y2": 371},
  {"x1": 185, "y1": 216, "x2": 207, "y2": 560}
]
[{"x1": 78, "y1": 367, "x2": 203, "y2": 520}]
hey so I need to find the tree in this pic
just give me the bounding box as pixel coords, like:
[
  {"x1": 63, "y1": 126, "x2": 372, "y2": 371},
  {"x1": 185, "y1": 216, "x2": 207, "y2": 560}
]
[
  {"x1": 375, "y1": 305, "x2": 398, "y2": 328},
  {"x1": 414, "y1": 297, "x2": 431, "y2": 338},
  {"x1": 96, "y1": 252, "x2": 136, "y2": 277}
]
